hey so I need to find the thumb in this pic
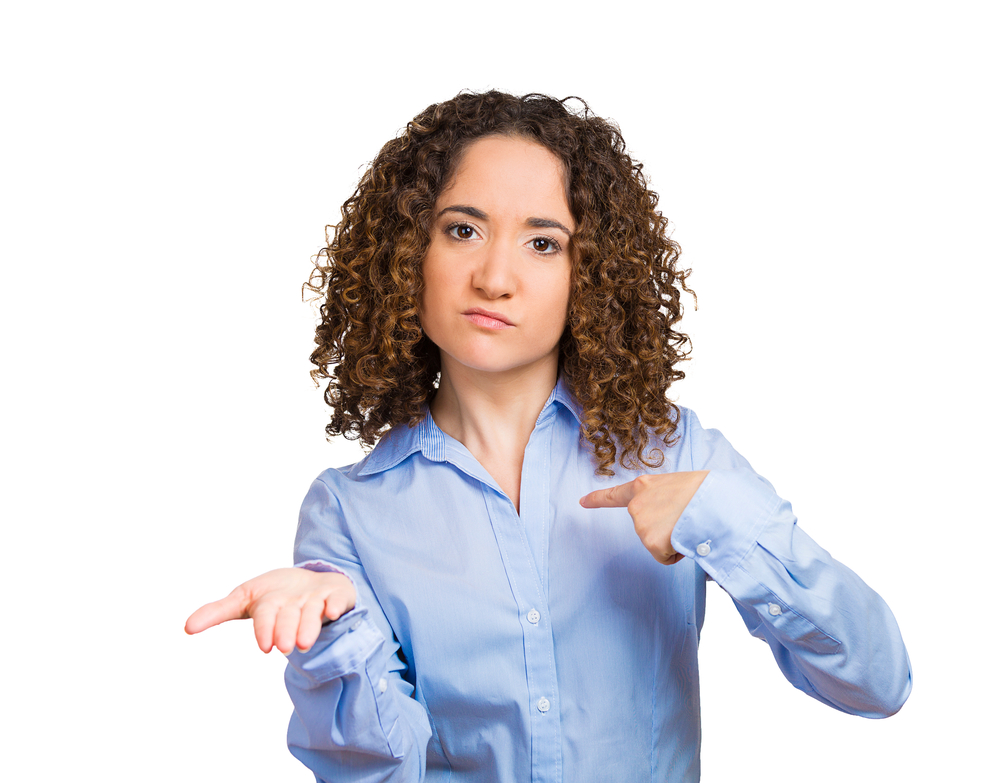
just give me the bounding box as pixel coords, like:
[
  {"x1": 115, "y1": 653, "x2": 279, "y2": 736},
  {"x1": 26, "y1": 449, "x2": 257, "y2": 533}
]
[{"x1": 185, "y1": 590, "x2": 249, "y2": 635}]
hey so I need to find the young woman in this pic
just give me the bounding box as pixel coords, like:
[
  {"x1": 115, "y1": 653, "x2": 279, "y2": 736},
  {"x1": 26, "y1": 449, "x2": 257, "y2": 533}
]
[{"x1": 186, "y1": 91, "x2": 910, "y2": 782}]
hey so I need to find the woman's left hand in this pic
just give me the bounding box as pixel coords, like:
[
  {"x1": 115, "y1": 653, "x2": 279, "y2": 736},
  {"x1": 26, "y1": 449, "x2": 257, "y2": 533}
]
[{"x1": 579, "y1": 471, "x2": 709, "y2": 565}]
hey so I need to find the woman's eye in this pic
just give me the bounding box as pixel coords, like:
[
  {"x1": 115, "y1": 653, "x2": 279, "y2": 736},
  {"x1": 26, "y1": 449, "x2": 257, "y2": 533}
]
[
  {"x1": 532, "y1": 237, "x2": 558, "y2": 253},
  {"x1": 448, "y1": 224, "x2": 477, "y2": 240}
]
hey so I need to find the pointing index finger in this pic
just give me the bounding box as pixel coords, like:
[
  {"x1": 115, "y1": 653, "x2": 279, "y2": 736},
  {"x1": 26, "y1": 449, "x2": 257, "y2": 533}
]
[{"x1": 579, "y1": 479, "x2": 636, "y2": 509}]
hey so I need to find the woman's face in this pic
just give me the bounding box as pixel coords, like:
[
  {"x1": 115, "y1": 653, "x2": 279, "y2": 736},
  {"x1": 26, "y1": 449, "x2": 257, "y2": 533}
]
[{"x1": 419, "y1": 135, "x2": 574, "y2": 384}]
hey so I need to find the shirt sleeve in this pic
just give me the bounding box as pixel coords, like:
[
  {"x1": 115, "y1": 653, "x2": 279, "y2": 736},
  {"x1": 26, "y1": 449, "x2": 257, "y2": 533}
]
[
  {"x1": 670, "y1": 410, "x2": 912, "y2": 718},
  {"x1": 283, "y1": 474, "x2": 432, "y2": 781}
]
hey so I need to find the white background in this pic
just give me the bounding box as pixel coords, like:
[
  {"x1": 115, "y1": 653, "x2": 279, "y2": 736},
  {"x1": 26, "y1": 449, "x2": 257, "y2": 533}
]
[{"x1": 3, "y1": 1, "x2": 997, "y2": 780}]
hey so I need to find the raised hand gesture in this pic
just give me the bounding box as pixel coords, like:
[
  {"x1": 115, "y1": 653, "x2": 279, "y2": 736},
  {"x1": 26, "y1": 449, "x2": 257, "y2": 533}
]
[{"x1": 185, "y1": 568, "x2": 356, "y2": 654}]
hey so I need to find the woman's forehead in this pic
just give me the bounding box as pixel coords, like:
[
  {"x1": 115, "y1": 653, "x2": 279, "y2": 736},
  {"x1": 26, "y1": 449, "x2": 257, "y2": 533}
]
[{"x1": 436, "y1": 136, "x2": 573, "y2": 225}]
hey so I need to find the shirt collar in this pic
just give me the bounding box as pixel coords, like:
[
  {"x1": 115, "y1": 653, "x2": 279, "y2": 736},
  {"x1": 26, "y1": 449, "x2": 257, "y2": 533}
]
[
  {"x1": 355, "y1": 373, "x2": 582, "y2": 477},
  {"x1": 549, "y1": 372, "x2": 583, "y2": 425}
]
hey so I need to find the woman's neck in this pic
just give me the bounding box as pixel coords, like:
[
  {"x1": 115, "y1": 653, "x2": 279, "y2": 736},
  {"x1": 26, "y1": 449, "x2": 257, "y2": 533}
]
[{"x1": 429, "y1": 357, "x2": 559, "y2": 513}]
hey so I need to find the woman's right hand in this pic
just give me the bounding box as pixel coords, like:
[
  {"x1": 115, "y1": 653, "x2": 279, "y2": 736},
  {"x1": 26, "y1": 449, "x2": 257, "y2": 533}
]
[{"x1": 184, "y1": 568, "x2": 357, "y2": 654}]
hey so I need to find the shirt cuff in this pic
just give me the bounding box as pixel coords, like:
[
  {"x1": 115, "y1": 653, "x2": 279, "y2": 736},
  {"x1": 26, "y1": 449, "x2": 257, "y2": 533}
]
[
  {"x1": 284, "y1": 605, "x2": 384, "y2": 683},
  {"x1": 295, "y1": 558, "x2": 356, "y2": 590},
  {"x1": 670, "y1": 468, "x2": 781, "y2": 584},
  {"x1": 296, "y1": 558, "x2": 347, "y2": 575}
]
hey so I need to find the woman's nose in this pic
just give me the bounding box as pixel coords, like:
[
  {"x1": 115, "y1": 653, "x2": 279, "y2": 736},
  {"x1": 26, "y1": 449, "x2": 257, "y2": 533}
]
[{"x1": 472, "y1": 240, "x2": 517, "y2": 299}]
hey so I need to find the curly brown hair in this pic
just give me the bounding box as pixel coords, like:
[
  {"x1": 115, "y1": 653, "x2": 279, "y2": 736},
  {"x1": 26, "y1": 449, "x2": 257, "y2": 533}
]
[{"x1": 305, "y1": 90, "x2": 693, "y2": 476}]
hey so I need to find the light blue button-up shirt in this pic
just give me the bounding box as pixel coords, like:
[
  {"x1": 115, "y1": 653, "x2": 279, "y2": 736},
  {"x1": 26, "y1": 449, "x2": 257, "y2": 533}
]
[{"x1": 285, "y1": 377, "x2": 910, "y2": 782}]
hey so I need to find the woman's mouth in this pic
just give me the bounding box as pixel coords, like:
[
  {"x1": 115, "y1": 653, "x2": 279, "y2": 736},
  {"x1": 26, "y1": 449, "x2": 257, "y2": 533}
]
[{"x1": 463, "y1": 308, "x2": 514, "y2": 330}]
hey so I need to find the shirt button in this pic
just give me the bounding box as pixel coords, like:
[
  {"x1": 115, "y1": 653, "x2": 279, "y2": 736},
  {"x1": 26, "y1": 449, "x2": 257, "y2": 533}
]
[
  {"x1": 696, "y1": 542, "x2": 711, "y2": 556},
  {"x1": 350, "y1": 619, "x2": 363, "y2": 631},
  {"x1": 527, "y1": 609, "x2": 540, "y2": 625},
  {"x1": 537, "y1": 697, "x2": 551, "y2": 713},
  {"x1": 378, "y1": 677, "x2": 388, "y2": 694},
  {"x1": 768, "y1": 603, "x2": 782, "y2": 616}
]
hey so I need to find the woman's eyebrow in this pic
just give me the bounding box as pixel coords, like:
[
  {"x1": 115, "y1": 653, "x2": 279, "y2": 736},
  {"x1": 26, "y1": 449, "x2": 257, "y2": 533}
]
[
  {"x1": 437, "y1": 205, "x2": 488, "y2": 220},
  {"x1": 526, "y1": 217, "x2": 572, "y2": 236}
]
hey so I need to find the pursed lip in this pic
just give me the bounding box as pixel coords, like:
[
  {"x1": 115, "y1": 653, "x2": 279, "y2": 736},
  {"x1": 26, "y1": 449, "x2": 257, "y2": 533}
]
[{"x1": 463, "y1": 307, "x2": 514, "y2": 326}]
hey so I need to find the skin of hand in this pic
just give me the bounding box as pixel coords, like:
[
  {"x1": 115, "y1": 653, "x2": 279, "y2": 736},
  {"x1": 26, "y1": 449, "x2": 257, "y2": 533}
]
[
  {"x1": 579, "y1": 471, "x2": 710, "y2": 565},
  {"x1": 184, "y1": 568, "x2": 356, "y2": 654}
]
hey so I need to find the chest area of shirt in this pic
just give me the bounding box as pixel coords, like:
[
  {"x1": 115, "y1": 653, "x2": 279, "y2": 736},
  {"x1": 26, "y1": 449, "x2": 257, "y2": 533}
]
[{"x1": 345, "y1": 457, "x2": 693, "y2": 640}]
